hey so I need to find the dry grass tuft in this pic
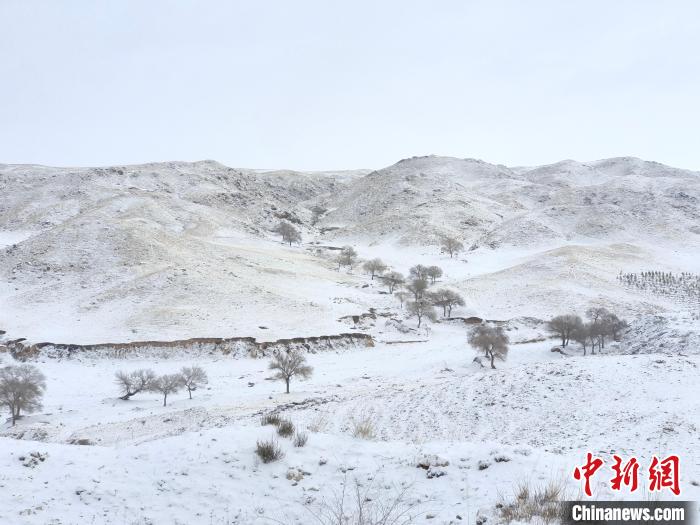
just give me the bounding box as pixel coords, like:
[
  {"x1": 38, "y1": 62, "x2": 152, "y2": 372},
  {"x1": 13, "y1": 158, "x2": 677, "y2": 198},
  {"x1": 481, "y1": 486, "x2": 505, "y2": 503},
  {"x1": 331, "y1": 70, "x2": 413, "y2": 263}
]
[
  {"x1": 255, "y1": 438, "x2": 284, "y2": 463},
  {"x1": 498, "y1": 479, "x2": 568, "y2": 524}
]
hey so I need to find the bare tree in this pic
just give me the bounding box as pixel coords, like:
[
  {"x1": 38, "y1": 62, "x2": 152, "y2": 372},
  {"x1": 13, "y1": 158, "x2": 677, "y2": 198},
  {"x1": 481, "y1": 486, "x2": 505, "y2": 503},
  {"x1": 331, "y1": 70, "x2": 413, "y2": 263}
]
[
  {"x1": 440, "y1": 236, "x2": 464, "y2": 258},
  {"x1": 273, "y1": 220, "x2": 301, "y2": 245},
  {"x1": 546, "y1": 314, "x2": 582, "y2": 347},
  {"x1": 394, "y1": 290, "x2": 410, "y2": 308},
  {"x1": 149, "y1": 374, "x2": 184, "y2": 407},
  {"x1": 362, "y1": 258, "x2": 387, "y2": 280},
  {"x1": 586, "y1": 322, "x2": 603, "y2": 354},
  {"x1": 429, "y1": 289, "x2": 465, "y2": 317},
  {"x1": 426, "y1": 265, "x2": 443, "y2": 284},
  {"x1": 407, "y1": 298, "x2": 436, "y2": 328},
  {"x1": 0, "y1": 365, "x2": 46, "y2": 426},
  {"x1": 381, "y1": 271, "x2": 405, "y2": 293},
  {"x1": 409, "y1": 265, "x2": 429, "y2": 282},
  {"x1": 310, "y1": 205, "x2": 327, "y2": 225},
  {"x1": 571, "y1": 323, "x2": 591, "y2": 355},
  {"x1": 585, "y1": 306, "x2": 609, "y2": 325},
  {"x1": 337, "y1": 246, "x2": 358, "y2": 271},
  {"x1": 585, "y1": 307, "x2": 620, "y2": 350},
  {"x1": 115, "y1": 368, "x2": 156, "y2": 400},
  {"x1": 269, "y1": 350, "x2": 313, "y2": 394},
  {"x1": 468, "y1": 324, "x2": 509, "y2": 369},
  {"x1": 608, "y1": 314, "x2": 629, "y2": 341},
  {"x1": 180, "y1": 365, "x2": 208, "y2": 399},
  {"x1": 406, "y1": 278, "x2": 428, "y2": 301}
]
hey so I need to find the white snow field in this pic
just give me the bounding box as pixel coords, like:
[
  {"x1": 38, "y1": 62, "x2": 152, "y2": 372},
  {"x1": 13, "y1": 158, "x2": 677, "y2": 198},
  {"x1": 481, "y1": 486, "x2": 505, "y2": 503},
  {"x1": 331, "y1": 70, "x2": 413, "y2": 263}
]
[{"x1": 1, "y1": 156, "x2": 699, "y2": 524}]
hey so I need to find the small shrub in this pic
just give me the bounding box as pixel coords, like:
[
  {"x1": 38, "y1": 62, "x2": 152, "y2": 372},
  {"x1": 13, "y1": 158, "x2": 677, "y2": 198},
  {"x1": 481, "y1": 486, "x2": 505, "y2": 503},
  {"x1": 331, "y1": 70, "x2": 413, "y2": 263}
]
[
  {"x1": 494, "y1": 454, "x2": 511, "y2": 463},
  {"x1": 261, "y1": 413, "x2": 282, "y2": 426},
  {"x1": 255, "y1": 438, "x2": 284, "y2": 463},
  {"x1": 294, "y1": 431, "x2": 308, "y2": 447},
  {"x1": 277, "y1": 419, "x2": 295, "y2": 437},
  {"x1": 308, "y1": 477, "x2": 423, "y2": 524},
  {"x1": 498, "y1": 480, "x2": 568, "y2": 524},
  {"x1": 351, "y1": 417, "x2": 376, "y2": 439},
  {"x1": 307, "y1": 412, "x2": 330, "y2": 433}
]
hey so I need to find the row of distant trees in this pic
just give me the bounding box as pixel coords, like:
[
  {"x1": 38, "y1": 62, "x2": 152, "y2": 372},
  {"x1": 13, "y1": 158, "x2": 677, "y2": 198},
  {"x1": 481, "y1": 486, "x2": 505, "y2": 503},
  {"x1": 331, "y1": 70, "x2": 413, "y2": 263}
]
[
  {"x1": 273, "y1": 221, "x2": 468, "y2": 327},
  {"x1": 115, "y1": 365, "x2": 209, "y2": 406},
  {"x1": 273, "y1": 220, "x2": 466, "y2": 259},
  {"x1": 619, "y1": 270, "x2": 700, "y2": 313},
  {"x1": 470, "y1": 306, "x2": 629, "y2": 370},
  {"x1": 1, "y1": 350, "x2": 317, "y2": 426},
  {"x1": 546, "y1": 307, "x2": 628, "y2": 355},
  {"x1": 0, "y1": 307, "x2": 630, "y2": 426}
]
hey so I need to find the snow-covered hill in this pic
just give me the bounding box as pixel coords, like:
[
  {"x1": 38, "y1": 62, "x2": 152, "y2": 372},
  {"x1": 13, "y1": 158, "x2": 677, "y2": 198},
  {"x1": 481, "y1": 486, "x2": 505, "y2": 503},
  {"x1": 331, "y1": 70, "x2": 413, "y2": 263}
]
[
  {"x1": 1, "y1": 155, "x2": 699, "y2": 525},
  {"x1": 318, "y1": 155, "x2": 700, "y2": 248},
  {"x1": 0, "y1": 156, "x2": 698, "y2": 344}
]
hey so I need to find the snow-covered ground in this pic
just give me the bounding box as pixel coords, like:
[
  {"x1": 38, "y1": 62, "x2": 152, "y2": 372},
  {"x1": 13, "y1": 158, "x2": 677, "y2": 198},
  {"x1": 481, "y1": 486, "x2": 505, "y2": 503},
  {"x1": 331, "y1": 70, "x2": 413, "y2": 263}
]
[
  {"x1": 2, "y1": 324, "x2": 699, "y2": 524},
  {"x1": 1, "y1": 156, "x2": 699, "y2": 524}
]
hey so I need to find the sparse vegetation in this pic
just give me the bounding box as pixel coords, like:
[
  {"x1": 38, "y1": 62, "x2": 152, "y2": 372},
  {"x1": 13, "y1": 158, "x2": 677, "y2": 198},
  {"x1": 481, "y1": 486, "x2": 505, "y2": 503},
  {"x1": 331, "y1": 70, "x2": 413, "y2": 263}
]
[
  {"x1": 255, "y1": 438, "x2": 285, "y2": 463},
  {"x1": 0, "y1": 364, "x2": 46, "y2": 426}
]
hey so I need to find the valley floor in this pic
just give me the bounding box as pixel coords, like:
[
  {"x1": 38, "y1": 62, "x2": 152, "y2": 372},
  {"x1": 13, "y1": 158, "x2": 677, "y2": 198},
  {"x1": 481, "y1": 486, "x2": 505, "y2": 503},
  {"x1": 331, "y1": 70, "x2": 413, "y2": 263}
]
[{"x1": 1, "y1": 321, "x2": 698, "y2": 524}]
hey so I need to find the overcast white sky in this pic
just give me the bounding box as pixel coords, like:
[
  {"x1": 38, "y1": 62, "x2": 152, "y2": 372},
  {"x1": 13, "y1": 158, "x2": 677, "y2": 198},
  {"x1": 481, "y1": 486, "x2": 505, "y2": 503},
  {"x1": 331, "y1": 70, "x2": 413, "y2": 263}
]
[{"x1": 1, "y1": 1, "x2": 699, "y2": 171}]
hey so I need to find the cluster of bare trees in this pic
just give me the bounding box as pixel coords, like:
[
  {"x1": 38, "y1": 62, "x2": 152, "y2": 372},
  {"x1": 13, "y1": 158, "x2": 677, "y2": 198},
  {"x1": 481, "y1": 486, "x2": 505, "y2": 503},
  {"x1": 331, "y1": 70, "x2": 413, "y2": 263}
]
[
  {"x1": 327, "y1": 243, "x2": 466, "y2": 328},
  {"x1": 115, "y1": 365, "x2": 209, "y2": 406},
  {"x1": 619, "y1": 270, "x2": 700, "y2": 313},
  {"x1": 468, "y1": 324, "x2": 509, "y2": 369},
  {"x1": 546, "y1": 307, "x2": 628, "y2": 355},
  {"x1": 0, "y1": 364, "x2": 46, "y2": 426},
  {"x1": 402, "y1": 265, "x2": 465, "y2": 327},
  {"x1": 338, "y1": 258, "x2": 466, "y2": 328}
]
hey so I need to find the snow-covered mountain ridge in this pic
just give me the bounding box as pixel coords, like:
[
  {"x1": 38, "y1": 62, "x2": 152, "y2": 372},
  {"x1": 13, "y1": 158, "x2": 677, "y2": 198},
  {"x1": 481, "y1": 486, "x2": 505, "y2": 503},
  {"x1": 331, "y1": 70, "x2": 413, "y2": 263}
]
[{"x1": 0, "y1": 156, "x2": 697, "y2": 343}]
